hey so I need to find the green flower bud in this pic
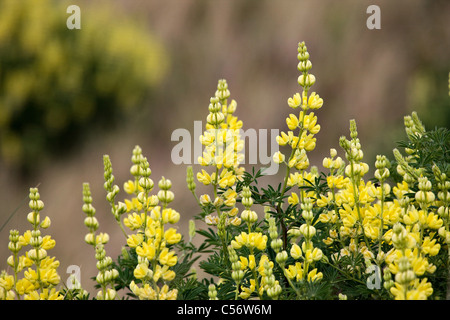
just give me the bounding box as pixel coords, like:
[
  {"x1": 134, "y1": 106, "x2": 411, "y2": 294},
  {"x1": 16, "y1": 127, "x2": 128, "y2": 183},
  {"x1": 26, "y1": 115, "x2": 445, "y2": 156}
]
[{"x1": 186, "y1": 166, "x2": 196, "y2": 192}]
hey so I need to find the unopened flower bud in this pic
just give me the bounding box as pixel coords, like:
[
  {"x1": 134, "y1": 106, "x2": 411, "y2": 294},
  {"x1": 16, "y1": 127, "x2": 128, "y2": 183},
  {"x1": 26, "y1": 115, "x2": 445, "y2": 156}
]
[{"x1": 276, "y1": 250, "x2": 288, "y2": 265}]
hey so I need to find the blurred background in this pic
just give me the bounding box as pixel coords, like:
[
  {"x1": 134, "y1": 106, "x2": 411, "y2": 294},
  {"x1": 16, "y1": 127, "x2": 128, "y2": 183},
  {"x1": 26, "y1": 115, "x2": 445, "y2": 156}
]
[{"x1": 0, "y1": 0, "x2": 449, "y2": 294}]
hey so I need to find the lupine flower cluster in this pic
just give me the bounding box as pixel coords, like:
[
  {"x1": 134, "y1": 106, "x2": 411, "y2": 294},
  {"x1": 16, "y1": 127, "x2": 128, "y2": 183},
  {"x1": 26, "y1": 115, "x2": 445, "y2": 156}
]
[
  {"x1": 1, "y1": 188, "x2": 62, "y2": 300},
  {"x1": 0, "y1": 41, "x2": 448, "y2": 300}
]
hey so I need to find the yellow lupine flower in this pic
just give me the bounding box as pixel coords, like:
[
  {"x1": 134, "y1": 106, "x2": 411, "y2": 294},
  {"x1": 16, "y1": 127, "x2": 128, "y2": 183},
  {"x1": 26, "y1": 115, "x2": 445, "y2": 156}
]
[
  {"x1": 287, "y1": 93, "x2": 302, "y2": 109},
  {"x1": 307, "y1": 92, "x2": 323, "y2": 110},
  {"x1": 390, "y1": 283, "x2": 407, "y2": 300},
  {"x1": 390, "y1": 278, "x2": 433, "y2": 300},
  {"x1": 327, "y1": 176, "x2": 349, "y2": 189},
  {"x1": 19, "y1": 230, "x2": 32, "y2": 246},
  {"x1": 304, "y1": 247, "x2": 323, "y2": 263},
  {"x1": 39, "y1": 257, "x2": 59, "y2": 270},
  {"x1": 197, "y1": 169, "x2": 213, "y2": 185},
  {"x1": 124, "y1": 180, "x2": 143, "y2": 195},
  {"x1": 286, "y1": 114, "x2": 299, "y2": 130},
  {"x1": 127, "y1": 233, "x2": 143, "y2": 248},
  {"x1": 231, "y1": 232, "x2": 267, "y2": 251},
  {"x1": 257, "y1": 255, "x2": 274, "y2": 276},
  {"x1": 276, "y1": 131, "x2": 297, "y2": 147},
  {"x1": 125, "y1": 198, "x2": 143, "y2": 213},
  {"x1": 158, "y1": 248, "x2": 177, "y2": 267},
  {"x1": 273, "y1": 151, "x2": 285, "y2": 164},
  {"x1": 290, "y1": 243, "x2": 302, "y2": 259},
  {"x1": 403, "y1": 209, "x2": 419, "y2": 225},
  {"x1": 421, "y1": 237, "x2": 441, "y2": 256},
  {"x1": 164, "y1": 228, "x2": 182, "y2": 245},
  {"x1": 411, "y1": 255, "x2": 429, "y2": 276},
  {"x1": 162, "y1": 208, "x2": 180, "y2": 224},
  {"x1": 124, "y1": 212, "x2": 146, "y2": 230},
  {"x1": 364, "y1": 224, "x2": 380, "y2": 240},
  {"x1": 0, "y1": 274, "x2": 14, "y2": 291},
  {"x1": 136, "y1": 241, "x2": 156, "y2": 260},
  {"x1": 238, "y1": 255, "x2": 256, "y2": 270},
  {"x1": 218, "y1": 170, "x2": 236, "y2": 188},
  {"x1": 228, "y1": 216, "x2": 242, "y2": 227},
  {"x1": 223, "y1": 189, "x2": 237, "y2": 207},
  {"x1": 307, "y1": 268, "x2": 323, "y2": 282},
  {"x1": 133, "y1": 263, "x2": 150, "y2": 280},
  {"x1": 288, "y1": 192, "x2": 299, "y2": 205},
  {"x1": 298, "y1": 131, "x2": 316, "y2": 151},
  {"x1": 155, "y1": 265, "x2": 176, "y2": 282},
  {"x1": 15, "y1": 278, "x2": 35, "y2": 295},
  {"x1": 41, "y1": 235, "x2": 56, "y2": 250},
  {"x1": 425, "y1": 212, "x2": 444, "y2": 229},
  {"x1": 317, "y1": 193, "x2": 333, "y2": 207},
  {"x1": 40, "y1": 268, "x2": 60, "y2": 286},
  {"x1": 285, "y1": 262, "x2": 303, "y2": 281},
  {"x1": 303, "y1": 112, "x2": 321, "y2": 134},
  {"x1": 239, "y1": 279, "x2": 256, "y2": 299},
  {"x1": 158, "y1": 285, "x2": 178, "y2": 300},
  {"x1": 130, "y1": 281, "x2": 156, "y2": 300}
]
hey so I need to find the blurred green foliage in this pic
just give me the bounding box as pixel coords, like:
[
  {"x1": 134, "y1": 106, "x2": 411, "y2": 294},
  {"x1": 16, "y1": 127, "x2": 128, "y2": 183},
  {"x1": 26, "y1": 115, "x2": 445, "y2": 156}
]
[{"x1": 0, "y1": 0, "x2": 169, "y2": 174}]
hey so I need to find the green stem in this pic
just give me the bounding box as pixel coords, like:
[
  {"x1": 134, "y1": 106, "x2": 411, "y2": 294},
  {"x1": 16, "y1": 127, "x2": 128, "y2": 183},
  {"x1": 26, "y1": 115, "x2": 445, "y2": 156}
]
[
  {"x1": 349, "y1": 161, "x2": 370, "y2": 248},
  {"x1": 378, "y1": 180, "x2": 385, "y2": 257}
]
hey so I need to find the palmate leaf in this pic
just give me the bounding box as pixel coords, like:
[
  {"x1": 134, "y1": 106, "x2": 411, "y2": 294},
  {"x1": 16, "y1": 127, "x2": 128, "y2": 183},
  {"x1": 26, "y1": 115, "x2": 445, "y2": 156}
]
[
  {"x1": 175, "y1": 277, "x2": 208, "y2": 300},
  {"x1": 199, "y1": 251, "x2": 232, "y2": 280},
  {"x1": 196, "y1": 227, "x2": 222, "y2": 250}
]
